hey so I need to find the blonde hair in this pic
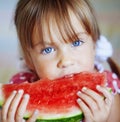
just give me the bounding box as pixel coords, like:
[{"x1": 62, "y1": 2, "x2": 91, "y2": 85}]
[{"x1": 14, "y1": 0, "x2": 120, "y2": 78}]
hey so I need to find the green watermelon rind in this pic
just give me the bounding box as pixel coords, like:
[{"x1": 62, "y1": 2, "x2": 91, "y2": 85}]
[
  {"x1": 0, "y1": 100, "x2": 3, "y2": 107},
  {"x1": 0, "y1": 99, "x2": 84, "y2": 121},
  {"x1": 23, "y1": 107, "x2": 84, "y2": 121},
  {"x1": 24, "y1": 112, "x2": 84, "y2": 122},
  {"x1": 0, "y1": 101, "x2": 84, "y2": 122}
]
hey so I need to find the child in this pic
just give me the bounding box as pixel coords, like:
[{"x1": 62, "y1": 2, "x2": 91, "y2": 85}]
[{"x1": 1, "y1": 0, "x2": 120, "y2": 122}]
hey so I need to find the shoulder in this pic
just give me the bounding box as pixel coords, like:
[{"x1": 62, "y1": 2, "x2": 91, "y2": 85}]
[
  {"x1": 9, "y1": 71, "x2": 38, "y2": 84},
  {"x1": 104, "y1": 70, "x2": 120, "y2": 94}
]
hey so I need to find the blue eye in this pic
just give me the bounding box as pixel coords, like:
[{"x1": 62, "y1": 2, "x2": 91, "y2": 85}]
[
  {"x1": 72, "y1": 40, "x2": 84, "y2": 47},
  {"x1": 41, "y1": 47, "x2": 55, "y2": 54}
]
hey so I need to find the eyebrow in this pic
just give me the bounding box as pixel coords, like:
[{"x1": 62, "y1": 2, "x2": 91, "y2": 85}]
[
  {"x1": 33, "y1": 40, "x2": 55, "y2": 47},
  {"x1": 33, "y1": 32, "x2": 87, "y2": 47}
]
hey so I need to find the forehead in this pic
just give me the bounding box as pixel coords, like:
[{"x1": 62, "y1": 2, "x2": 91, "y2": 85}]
[{"x1": 32, "y1": 9, "x2": 87, "y2": 46}]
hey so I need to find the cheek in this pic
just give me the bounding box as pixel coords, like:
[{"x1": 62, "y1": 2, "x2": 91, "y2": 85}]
[
  {"x1": 87, "y1": 48, "x2": 95, "y2": 65},
  {"x1": 77, "y1": 48, "x2": 95, "y2": 69},
  {"x1": 87, "y1": 49, "x2": 95, "y2": 69},
  {"x1": 29, "y1": 50, "x2": 57, "y2": 79},
  {"x1": 34, "y1": 59, "x2": 56, "y2": 79},
  {"x1": 80, "y1": 48, "x2": 95, "y2": 62}
]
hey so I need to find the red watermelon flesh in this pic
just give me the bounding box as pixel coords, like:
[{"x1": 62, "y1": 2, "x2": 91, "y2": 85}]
[{"x1": 0, "y1": 72, "x2": 106, "y2": 121}]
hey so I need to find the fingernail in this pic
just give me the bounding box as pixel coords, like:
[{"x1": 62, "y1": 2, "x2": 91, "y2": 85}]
[
  {"x1": 13, "y1": 90, "x2": 17, "y2": 94},
  {"x1": 24, "y1": 94, "x2": 29, "y2": 99},
  {"x1": 77, "y1": 91, "x2": 82, "y2": 96},
  {"x1": 34, "y1": 109, "x2": 39, "y2": 115},
  {"x1": 82, "y1": 87, "x2": 87, "y2": 92},
  {"x1": 77, "y1": 98, "x2": 81, "y2": 103},
  {"x1": 96, "y1": 85, "x2": 100, "y2": 89},
  {"x1": 18, "y1": 89, "x2": 24, "y2": 94}
]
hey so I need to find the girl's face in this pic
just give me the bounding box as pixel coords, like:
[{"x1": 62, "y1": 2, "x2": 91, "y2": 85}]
[{"x1": 28, "y1": 11, "x2": 96, "y2": 80}]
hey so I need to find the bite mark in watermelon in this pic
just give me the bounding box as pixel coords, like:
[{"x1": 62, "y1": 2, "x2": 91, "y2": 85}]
[{"x1": 0, "y1": 72, "x2": 106, "y2": 122}]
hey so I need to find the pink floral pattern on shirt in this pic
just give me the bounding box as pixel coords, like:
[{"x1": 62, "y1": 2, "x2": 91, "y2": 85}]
[{"x1": 9, "y1": 71, "x2": 38, "y2": 84}]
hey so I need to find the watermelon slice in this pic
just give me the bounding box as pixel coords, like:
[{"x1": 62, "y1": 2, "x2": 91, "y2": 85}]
[{"x1": 0, "y1": 72, "x2": 106, "y2": 122}]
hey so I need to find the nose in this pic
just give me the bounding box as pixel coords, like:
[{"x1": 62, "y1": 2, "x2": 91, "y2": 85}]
[{"x1": 57, "y1": 52, "x2": 74, "y2": 68}]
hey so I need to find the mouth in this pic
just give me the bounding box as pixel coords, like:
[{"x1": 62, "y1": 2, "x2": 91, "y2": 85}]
[
  {"x1": 63, "y1": 74, "x2": 74, "y2": 78},
  {"x1": 60, "y1": 73, "x2": 80, "y2": 79}
]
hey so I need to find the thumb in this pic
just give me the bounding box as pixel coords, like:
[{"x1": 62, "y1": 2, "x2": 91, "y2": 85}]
[{"x1": 27, "y1": 110, "x2": 39, "y2": 122}]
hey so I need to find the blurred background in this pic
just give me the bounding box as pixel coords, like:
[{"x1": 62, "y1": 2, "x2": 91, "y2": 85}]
[{"x1": 0, "y1": 0, "x2": 120, "y2": 83}]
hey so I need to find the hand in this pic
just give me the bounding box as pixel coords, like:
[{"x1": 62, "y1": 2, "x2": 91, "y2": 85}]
[
  {"x1": 77, "y1": 86, "x2": 113, "y2": 122},
  {"x1": 1, "y1": 90, "x2": 39, "y2": 122}
]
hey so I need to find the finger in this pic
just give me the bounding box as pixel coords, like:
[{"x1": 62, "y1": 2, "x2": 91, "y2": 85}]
[
  {"x1": 81, "y1": 87, "x2": 105, "y2": 108},
  {"x1": 0, "y1": 108, "x2": 2, "y2": 122},
  {"x1": 7, "y1": 89, "x2": 24, "y2": 120},
  {"x1": 16, "y1": 94, "x2": 30, "y2": 122},
  {"x1": 77, "y1": 98, "x2": 92, "y2": 119},
  {"x1": 27, "y1": 109, "x2": 39, "y2": 122},
  {"x1": 77, "y1": 91, "x2": 99, "y2": 113},
  {"x1": 2, "y1": 90, "x2": 17, "y2": 121},
  {"x1": 96, "y1": 86, "x2": 113, "y2": 106}
]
